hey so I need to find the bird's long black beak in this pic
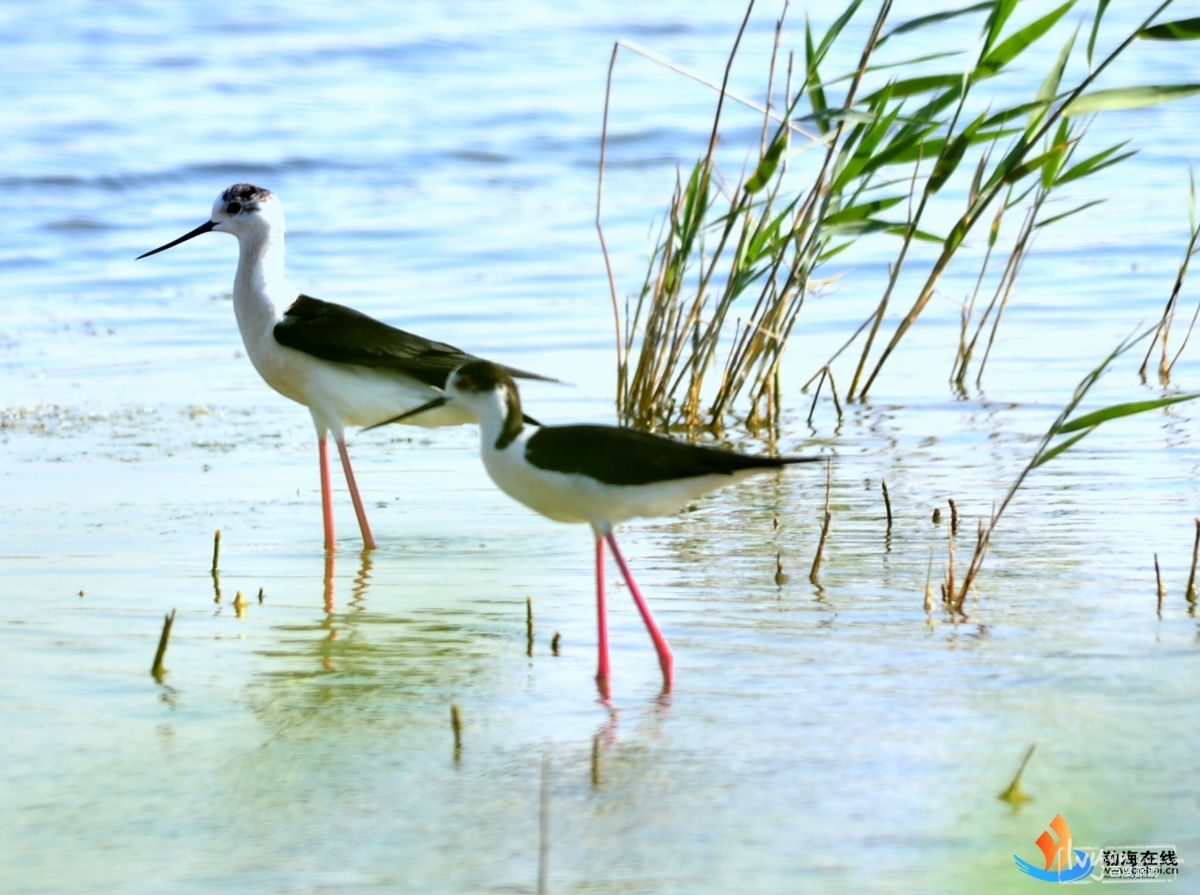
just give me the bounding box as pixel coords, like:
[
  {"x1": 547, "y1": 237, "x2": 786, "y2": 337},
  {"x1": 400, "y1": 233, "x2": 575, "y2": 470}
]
[
  {"x1": 136, "y1": 219, "x2": 218, "y2": 259},
  {"x1": 363, "y1": 395, "x2": 448, "y2": 431}
]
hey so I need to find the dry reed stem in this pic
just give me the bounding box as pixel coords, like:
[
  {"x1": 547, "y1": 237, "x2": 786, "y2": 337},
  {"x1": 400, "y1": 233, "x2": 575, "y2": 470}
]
[
  {"x1": 805, "y1": 366, "x2": 844, "y2": 426},
  {"x1": 526, "y1": 597, "x2": 534, "y2": 658},
  {"x1": 211, "y1": 530, "x2": 222, "y2": 604},
  {"x1": 1155, "y1": 553, "x2": 1166, "y2": 619},
  {"x1": 809, "y1": 510, "x2": 831, "y2": 584},
  {"x1": 809, "y1": 461, "x2": 833, "y2": 584},
  {"x1": 943, "y1": 523, "x2": 956, "y2": 612},
  {"x1": 597, "y1": 43, "x2": 627, "y2": 407},
  {"x1": 955, "y1": 520, "x2": 985, "y2": 616},
  {"x1": 151, "y1": 609, "x2": 176, "y2": 682},
  {"x1": 998, "y1": 743, "x2": 1036, "y2": 805},
  {"x1": 881, "y1": 478, "x2": 893, "y2": 531},
  {"x1": 450, "y1": 703, "x2": 463, "y2": 761},
  {"x1": 1186, "y1": 519, "x2": 1200, "y2": 610},
  {"x1": 923, "y1": 550, "x2": 934, "y2": 617},
  {"x1": 1140, "y1": 168, "x2": 1200, "y2": 383}
]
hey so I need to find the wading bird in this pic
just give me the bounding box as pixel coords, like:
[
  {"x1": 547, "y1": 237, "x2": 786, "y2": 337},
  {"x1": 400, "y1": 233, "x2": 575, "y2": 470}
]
[
  {"x1": 383, "y1": 360, "x2": 824, "y2": 695},
  {"x1": 139, "y1": 184, "x2": 550, "y2": 551}
]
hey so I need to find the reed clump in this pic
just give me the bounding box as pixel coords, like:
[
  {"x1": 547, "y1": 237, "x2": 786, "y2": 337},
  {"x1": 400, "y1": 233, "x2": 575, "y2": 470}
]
[{"x1": 600, "y1": 1, "x2": 1200, "y2": 432}]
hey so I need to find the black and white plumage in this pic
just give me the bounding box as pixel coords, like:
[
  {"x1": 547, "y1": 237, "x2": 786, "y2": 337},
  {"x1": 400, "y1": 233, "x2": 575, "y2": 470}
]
[
  {"x1": 386, "y1": 360, "x2": 825, "y2": 694},
  {"x1": 138, "y1": 183, "x2": 550, "y2": 551}
]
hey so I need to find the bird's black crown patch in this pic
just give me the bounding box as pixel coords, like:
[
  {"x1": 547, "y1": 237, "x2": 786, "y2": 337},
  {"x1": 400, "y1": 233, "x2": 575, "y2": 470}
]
[{"x1": 221, "y1": 183, "x2": 270, "y2": 214}]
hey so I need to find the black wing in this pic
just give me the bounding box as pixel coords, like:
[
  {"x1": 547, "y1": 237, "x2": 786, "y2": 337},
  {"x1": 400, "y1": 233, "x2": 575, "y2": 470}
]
[
  {"x1": 525, "y1": 424, "x2": 820, "y2": 486},
  {"x1": 274, "y1": 294, "x2": 551, "y2": 388}
]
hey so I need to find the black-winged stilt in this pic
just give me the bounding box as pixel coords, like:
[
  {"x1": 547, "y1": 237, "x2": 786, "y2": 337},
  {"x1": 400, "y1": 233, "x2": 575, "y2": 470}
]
[
  {"x1": 382, "y1": 360, "x2": 824, "y2": 695},
  {"x1": 138, "y1": 183, "x2": 550, "y2": 552}
]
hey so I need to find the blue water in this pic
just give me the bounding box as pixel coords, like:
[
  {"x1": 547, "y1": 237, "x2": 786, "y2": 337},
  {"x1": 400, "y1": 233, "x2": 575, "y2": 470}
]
[{"x1": 3, "y1": 3, "x2": 1200, "y2": 893}]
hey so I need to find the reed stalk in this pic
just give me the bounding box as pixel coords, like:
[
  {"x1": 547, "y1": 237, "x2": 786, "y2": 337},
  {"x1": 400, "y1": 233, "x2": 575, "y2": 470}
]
[{"x1": 954, "y1": 329, "x2": 1200, "y2": 603}]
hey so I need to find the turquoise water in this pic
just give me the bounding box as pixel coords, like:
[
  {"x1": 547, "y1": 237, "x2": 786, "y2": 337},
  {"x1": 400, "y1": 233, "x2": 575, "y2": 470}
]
[{"x1": 2, "y1": 3, "x2": 1199, "y2": 893}]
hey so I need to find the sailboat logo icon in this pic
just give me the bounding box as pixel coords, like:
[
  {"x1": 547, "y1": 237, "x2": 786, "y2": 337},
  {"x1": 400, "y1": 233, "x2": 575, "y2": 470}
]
[{"x1": 1014, "y1": 814, "x2": 1095, "y2": 883}]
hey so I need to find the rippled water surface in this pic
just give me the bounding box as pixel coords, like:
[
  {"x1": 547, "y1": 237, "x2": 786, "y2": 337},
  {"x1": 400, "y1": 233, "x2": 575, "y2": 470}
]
[{"x1": 3, "y1": 2, "x2": 1199, "y2": 893}]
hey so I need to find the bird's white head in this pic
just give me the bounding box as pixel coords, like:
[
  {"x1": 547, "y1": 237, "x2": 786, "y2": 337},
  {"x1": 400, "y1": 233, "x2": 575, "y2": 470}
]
[
  {"x1": 137, "y1": 183, "x2": 284, "y2": 259},
  {"x1": 208, "y1": 183, "x2": 283, "y2": 238},
  {"x1": 369, "y1": 360, "x2": 526, "y2": 449},
  {"x1": 446, "y1": 361, "x2": 518, "y2": 413}
]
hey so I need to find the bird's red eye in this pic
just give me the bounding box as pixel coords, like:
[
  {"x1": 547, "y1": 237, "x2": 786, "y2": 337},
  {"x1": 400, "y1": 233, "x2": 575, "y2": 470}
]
[{"x1": 455, "y1": 375, "x2": 472, "y2": 390}]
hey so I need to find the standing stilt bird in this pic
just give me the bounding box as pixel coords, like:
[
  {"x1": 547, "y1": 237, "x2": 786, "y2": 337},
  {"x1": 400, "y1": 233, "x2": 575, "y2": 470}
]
[
  {"x1": 381, "y1": 360, "x2": 824, "y2": 695},
  {"x1": 138, "y1": 184, "x2": 550, "y2": 552}
]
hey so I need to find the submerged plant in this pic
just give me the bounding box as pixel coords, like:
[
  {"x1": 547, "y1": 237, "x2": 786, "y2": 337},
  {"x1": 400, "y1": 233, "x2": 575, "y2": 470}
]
[
  {"x1": 1140, "y1": 167, "x2": 1200, "y2": 385},
  {"x1": 599, "y1": 1, "x2": 1200, "y2": 431},
  {"x1": 950, "y1": 328, "x2": 1200, "y2": 609}
]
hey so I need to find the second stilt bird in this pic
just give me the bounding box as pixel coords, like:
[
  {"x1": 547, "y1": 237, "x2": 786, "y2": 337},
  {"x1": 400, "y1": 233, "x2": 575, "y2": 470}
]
[{"x1": 383, "y1": 360, "x2": 824, "y2": 695}]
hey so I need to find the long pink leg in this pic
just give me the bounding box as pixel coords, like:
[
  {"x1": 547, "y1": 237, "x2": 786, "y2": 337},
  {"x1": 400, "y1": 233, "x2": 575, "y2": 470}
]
[
  {"x1": 594, "y1": 537, "x2": 611, "y2": 699},
  {"x1": 318, "y1": 437, "x2": 336, "y2": 551},
  {"x1": 335, "y1": 436, "x2": 377, "y2": 551},
  {"x1": 605, "y1": 532, "x2": 674, "y2": 691}
]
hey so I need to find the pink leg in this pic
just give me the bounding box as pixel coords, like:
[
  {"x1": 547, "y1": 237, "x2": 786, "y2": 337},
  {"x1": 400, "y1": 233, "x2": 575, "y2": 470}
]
[
  {"x1": 335, "y1": 436, "x2": 376, "y2": 551},
  {"x1": 605, "y1": 532, "x2": 674, "y2": 692},
  {"x1": 318, "y1": 437, "x2": 336, "y2": 551},
  {"x1": 594, "y1": 537, "x2": 611, "y2": 699}
]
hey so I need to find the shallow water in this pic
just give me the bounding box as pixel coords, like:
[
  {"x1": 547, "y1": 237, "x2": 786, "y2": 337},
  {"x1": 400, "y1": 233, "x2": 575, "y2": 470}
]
[{"x1": 3, "y1": 2, "x2": 1200, "y2": 893}]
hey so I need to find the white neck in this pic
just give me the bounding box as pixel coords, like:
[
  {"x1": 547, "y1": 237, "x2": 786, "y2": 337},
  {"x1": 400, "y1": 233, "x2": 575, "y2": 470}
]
[
  {"x1": 231, "y1": 226, "x2": 288, "y2": 340},
  {"x1": 474, "y1": 386, "x2": 526, "y2": 456}
]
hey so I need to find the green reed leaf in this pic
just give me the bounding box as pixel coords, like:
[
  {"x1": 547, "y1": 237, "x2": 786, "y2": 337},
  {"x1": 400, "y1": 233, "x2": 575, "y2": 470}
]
[
  {"x1": 879, "y1": 1, "x2": 995, "y2": 45},
  {"x1": 1054, "y1": 394, "x2": 1200, "y2": 434},
  {"x1": 1064, "y1": 83, "x2": 1200, "y2": 116},
  {"x1": 978, "y1": 1, "x2": 1074, "y2": 77},
  {"x1": 804, "y1": 21, "x2": 830, "y2": 136},
  {"x1": 1086, "y1": 0, "x2": 1111, "y2": 66},
  {"x1": 1033, "y1": 198, "x2": 1106, "y2": 228},
  {"x1": 822, "y1": 195, "x2": 906, "y2": 226},
  {"x1": 862, "y1": 73, "x2": 965, "y2": 103},
  {"x1": 981, "y1": 0, "x2": 1020, "y2": 58},
  {"x1": 1139, "y1": 17, "x2": 1200, "y2": 40},
  {"x1": 1030, "y1": 24, "x2": 1077, "y2": 131},
  {"x1": 744, "y1": 131, "x2": 788, "y2": 194},
  {"x1": 1030, "y1": 429, "x2": 1093, "y2": 468},
  {"x1": 1053, "y1": 141, "x2": 1134, "y2": 186},
  {"x1": 928, "y1": 109, "x2": 983, "y2": 193}
]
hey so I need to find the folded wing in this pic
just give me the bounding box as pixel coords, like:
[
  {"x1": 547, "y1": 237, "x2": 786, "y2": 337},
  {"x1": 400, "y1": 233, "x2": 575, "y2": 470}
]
[{"x1": 276, "y1": 294, "x2": 551, "y2": 387}]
